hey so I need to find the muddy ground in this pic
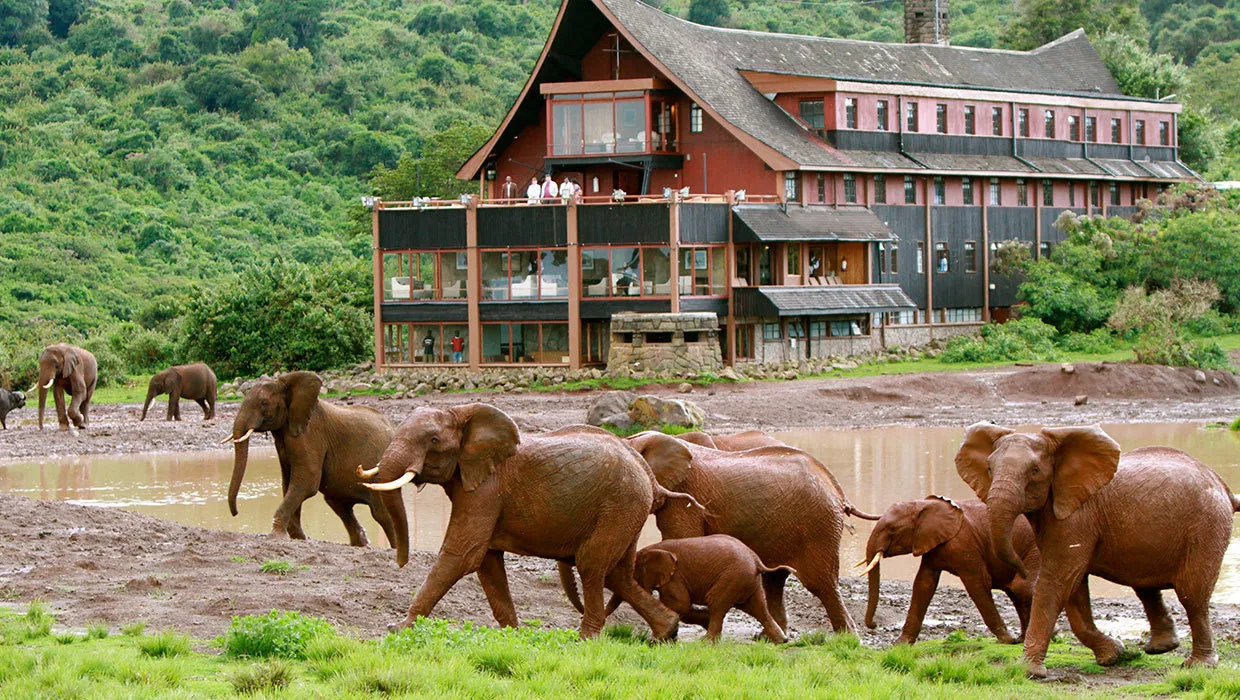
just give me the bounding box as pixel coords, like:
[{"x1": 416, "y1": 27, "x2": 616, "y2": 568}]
[
  {"x1": 1, "y1": 361, "x2": 1240, "y2": 678},
  {"x1": 1, "y1": 362, "x2": 1237, "y2": 459}
]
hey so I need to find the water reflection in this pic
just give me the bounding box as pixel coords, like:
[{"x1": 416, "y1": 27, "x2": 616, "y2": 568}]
[
  {"x1": 1, "y1": 423, "x2": 1238, "y2": 602},
  {"x1": 776, "y1": 423, "x2": 1240, "y2": 603}
]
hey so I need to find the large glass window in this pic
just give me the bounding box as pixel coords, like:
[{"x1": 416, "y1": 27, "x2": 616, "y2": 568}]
[
  {"x1": 615, "y1": 99, "x2": 645, "y2": 153},
  {"x1": 992, "y1": 106, "x2": 1003, "y2": 136},
  {"x1": 935, "y1": 242, "x2": 949, "y2": 273},
  {"x1": 383, "y1": 251, "x2": 467, "y2": 301},
  {"x1": 690, "y1": 103, "x2": 703, "y2": 133},
  {"x1": 1159, "y1": 121, "x2": 1169, "y2": 146},
  {"x1": 1068, "y1": 115, "x2": 1079, "y2": 141},
  {"x1": 874, "y1": 175, "x2": 886, "y2": 204},
  {"x1": 904, "y1": 175, "x2": 915, "y2": 204},
  {"x1": 1111, "y1": 118, "x2": 1122, "y2": 143},
  {"x1": 384, "y1": 322, "x2": 466, "y2": 364},
  {"x1": 1085, "y1": 116, "x2": 1096, "y2": 142},
  {"x1": 758, "y1": 245, "x2": 772, "y2": 285},
  {"x1": 481, "y1": 323, "x2": 569, "y2": 364},
  {"x1": 1110, "y1": 181, "x2": 1120, "y2": 206},
  {"x1": 964, "y1": 105, "x2": 975, "y2": 134},
  {"x1": 964, "y1": 241, "x2": 977, "y2": 273},
  {"x1": 1135, "y1": 120, "x2": 1146, "y2": 144},
  {"x1": 962, "y1": 177, "x2": 974, "y2": 205},
  {"x1": 1044, "y1": 109, "x2": 1055, "y2": 139},
  {"x1": 550, "y1": 93, "x2": 649, "y2": 156},
  {"x1": 1089, "y1": 181, "x2": 1099, "y2": 207},
  {"x1": 581, "y1": 246, "x2": 671, "y2": 297},
  {"x1": 906, "y1": 102, "x2": 918, "y2": 132},
  {"x1": 1018, "y1": 108, "x2": 1029, "y2": 137},
  {"x1": 651, "y1": 99, "x2": 677, "y2": 152},
  {"x1": 1042, "y1": 179, "x2": 1054, "y2": 207},
  {"x1": 481, "y1": 248, "x2": 569, "y2": 300},
  {"x1": 936, "y1": 104, "x2": 947, "y2": 133},
  {"x1": 736, "y1": 247, "x2": 752, "y2": 286},
  {"x1": 784, "y1": 172, "x2": 799, "y2": 202},
  {"x1": 877, "y1": 100, "x2": 889, "y2": 131},
  {"x1": 989, "y1": 178, "x2": 1001, "y2": 206},
  {"x1": 551, "y1": 102, "x2": 583, "y2": 156},
  {"x1": 1017, "y1": 179, "x2": 1028, "y2": 206},
  {"x1": 843, "y1": 174, "x2": 857, "y2": 203},
  {"x1": 933, "y1": 177, "x2": 944, "y2": 205},
  {"x1": 786, "y1": 245, "x2": 800, "y2": 282},
  {"x1": 679, "y1": 247, "x2": 726, "y2": 296}
]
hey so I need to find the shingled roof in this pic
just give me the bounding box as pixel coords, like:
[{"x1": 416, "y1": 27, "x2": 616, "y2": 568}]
[
  {"x1": 735, "y1": 285, "x2": 917, "y2": 317},
  {"x1": 733, "y1": 205, "x2": 894, "y2": 243}
]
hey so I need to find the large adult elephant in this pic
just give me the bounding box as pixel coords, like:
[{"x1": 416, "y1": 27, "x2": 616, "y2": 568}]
[
  {"x1": 37, "y1": 344, "x2": 97, "y2": 432},
  {"x1": 223, "y1": 372, "x2": 406, "y2": 563},
  {"x1": 141, "y1": 362, "x2": 217, "y2": 421},
  {"x1": 956, "y1": 422, "x2": 1240, "y2": 677},
  {"x1": 617, "y1": 433, "x2": 879, "y2": 634},
  {"x1": 676, "y1": 430, "x2": 785, "y2": 451},
  {"x1": 361, "y1": 405, "x2": 683, "y2": 640}
]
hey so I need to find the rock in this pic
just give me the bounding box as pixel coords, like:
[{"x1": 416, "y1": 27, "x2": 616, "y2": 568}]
[
  {"x1": 1074, "y1": 395, "x2": 1089, "y2": 406},
  {"x1": 1194, "y1": 370, "x2": 1207, "y2": 384},
  {"x1": 677, "y1": 383, "x2": 693, "y2": 393},
  {"x1": 719, "y1": 366, "x2": 742, "y2": 382},
  {"x1": 414, "y1": 382, "x2": 430, "y2": 394},
  {"x1": 628, "y1": 395, "x2": 705, "y2": 429},
  {"x1": 1061, "y1": 363, "x2": 1075, "y2": 374},
  {"x1": 598, "y1": 412, "x2": 634, "y2": 432},
  {"x1": 586, "y1": 391, "x2": 637, "y2": 426}
]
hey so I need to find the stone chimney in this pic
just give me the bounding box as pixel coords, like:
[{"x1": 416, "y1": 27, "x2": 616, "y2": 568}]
[{"x1": 905, "y1": 0, "x2": 948, "y2": 45}]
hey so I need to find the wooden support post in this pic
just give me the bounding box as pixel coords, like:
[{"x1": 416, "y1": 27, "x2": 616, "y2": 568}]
[
  {"x1": 669, "y1": 195, "x2": 681, "y2": 314},
  {"x1": 981, "y1": 202, "x2": 990, "y2": 322},
  {"x1": 372, "y1": 204, "x2": 383, "y2": 371},
  {"x1": 567, "y1": 200, "x2": 582, "y2": 370},
  {"x1": 1034, "y1": 180, "x2": 1043, "y2": 260},
  {"x1": 725, "y1": 190, "x2": 736, "y2": 367},
  {"x1": 466, "y1": 202, "x2": 482, "y2": 370},
  {"x1": 924, "y1": 178, "x2": 934, "y2": 335}
]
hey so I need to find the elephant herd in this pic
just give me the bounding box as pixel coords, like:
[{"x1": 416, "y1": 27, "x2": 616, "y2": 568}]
[{"x1": 11, "y1": 345, "x2": 1240, "y2": 678}]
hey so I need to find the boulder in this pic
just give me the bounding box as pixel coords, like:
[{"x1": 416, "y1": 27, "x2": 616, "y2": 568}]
[
  {"x1": 586, "y1": 391, "x2": 638, "y2": 426},
  {"x1": 628, "y1": 395, "x2": 705, "y2": 429},
  {"x1": 1074, "y1": 395, "x2": 1089, "y2": 406},
  {"x1": 677, "y1": 383, "x2": 693, "y2": 393}
]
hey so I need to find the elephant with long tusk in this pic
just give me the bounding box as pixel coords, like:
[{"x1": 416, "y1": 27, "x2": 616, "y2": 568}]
[
  {"x1": 226, "y1": 372, "x2": 407, "y2": 564},
  {"x1": 36, "y1": 344, "x2": 97, "y2": 432},
  {"x1": 860, "y1": 495, "x2": 1039, "y2": 646}
]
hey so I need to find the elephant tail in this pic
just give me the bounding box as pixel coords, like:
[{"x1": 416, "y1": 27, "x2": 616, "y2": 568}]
[
  {"x1": 845, "y1": 504, "x2": 881, "y2": 521},
  {"x1": 758, "y1": 562, "x2": 797, "y2": 576},
  {"x1": 655, "y1": 485, "x2": 705, "y2": 514},
  {"x1": 559, "y1": 561, "x2": 585, "y2": 615},
  {"x1": 1232, "y1": 491, "x2": 1240, "y2": 513}
]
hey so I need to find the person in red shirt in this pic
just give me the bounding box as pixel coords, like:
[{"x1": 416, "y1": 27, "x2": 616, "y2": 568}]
[{"x1": 451, "y1": 332, "x2": 465, "y2": 363}]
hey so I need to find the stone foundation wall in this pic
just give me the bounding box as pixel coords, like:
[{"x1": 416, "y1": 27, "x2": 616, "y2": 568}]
[{"x1": 607, "y1": 312, "x2": 723, "y2": 375}]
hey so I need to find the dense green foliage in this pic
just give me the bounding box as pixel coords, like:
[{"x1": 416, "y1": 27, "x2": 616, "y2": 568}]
[
  {"x1": 939, "y1": 317, "x2": 1062, "y2": 363},
  {"x1": 0, "y1": 0, "x2": 1236, "y2": 386},
  {"x1": 222, "y1": 610, "x2": 338, "y2": 660}
]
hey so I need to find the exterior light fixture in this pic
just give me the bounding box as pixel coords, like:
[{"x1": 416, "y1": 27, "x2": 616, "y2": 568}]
[
  {"x1": 663, "y1": 187, "x2": 674, "y2": 200},
  {"x1": 360, "y1": 195, "x2": 379, "y2": 209},
  {"x1": 484, "y1": 166, "x2": 497, "y2": 181},
  {"x1": 612, "y1": 189, "x2": 627, "y2": 201},
  {"x1": 840, "y1": 258, "x2": 848, "y2": 271},
  {"x1": 459, "y1": 194, "x2": 473, "y2": 205},
  {"x1": 735, "y1": 189, "x2": 747, "y2": 201}
]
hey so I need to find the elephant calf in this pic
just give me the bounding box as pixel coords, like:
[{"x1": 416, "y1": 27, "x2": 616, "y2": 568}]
[
  {"x1": 862, "y1": 495, "x2": 1039, "y2": 645},
  {"x1": 0, "y1": 389, "x2": 25, "y2": 429},
  {"x1": 608, "y1": 535, "x2": 792, "y2": 643},
  {"x1": 142, "y1": 363, "x2": 217, "y2": 421}
]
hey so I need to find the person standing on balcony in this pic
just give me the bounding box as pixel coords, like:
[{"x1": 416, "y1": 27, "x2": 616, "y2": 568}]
[
  {"x1": 541, "y1": 173, "x2": 558, "y2": 203},
  {"x1": 560, "y1": 176, "x2": 575, "y2": 203},
  {"x1": 526, "y1": 177, "x2": 540, "y2": 205},
  {"x1": 422, "y1": 331, "x2": 436, "y2": 363},
  {"x1": 451, "y1": 332, "x2": 465, "y2": 363},
  {"x1": 500, "y1": 176, "x2": 519, "y2": 202}
]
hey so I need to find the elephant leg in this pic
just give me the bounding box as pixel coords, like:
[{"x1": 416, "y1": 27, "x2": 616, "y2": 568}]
[
  {"x1": 271, "y1": 483, "x2": 316, "y2": 539},
  {"x1": 369, "y1": 500, "x2": 399, "y2": 549},
  {"x1": 704, "y1": 605, "x2": 727, "y2": 642},
  {"x1": 53, "y1": 386, "x2": 69, "y2": 430},
  {"x1": 167, "y1": 389, "x2": 181, "y2": 421},
  {"x1": 324, "y1": 496, "x2": 368, "y2": 547},
  {"x1": 1176, "y1": 565, "x2": 1221, "y2": 667},
  {"x1": 895, "y1": 564, "x2": 942, "y2": 645},
  {"x1": 680, "y1": 605, "x2": 711, "y2": 629},
  {"x1": 1065, "y1": 577, "x2": 1125, "y2": 667},
  {"x1": 599, "y1": 545, "x2": 679, "y2": 642},
  {"x1": 799, "y1": 564, "x2": 856, "y2": 635},
  {"x1": 1004, "y1": 578, "x2": 1034, "y2": 643},
  {"x1": 67, "y1": 380, "x2": 86, "y2": 428},
  {"x1": 398, "y1": 489, "x2": 501, "y2": 629},
  {"x1": 79, "y1": 387, "x2": 92, "y2": 427},
  {"x1": 740, "y1": 593, "x2": 787, "y2": 644},
  {"x1": 1135, "y1": 587, "x2": 1179, "y2": 655},
  {"x1": 961, "y1": 573, "x2": 1015, "y2": 644},
  {"x1": 195, "y1": 398, "x2": 210, "y2": 421},
  {"x1": 762, "y1": 568, "x2": 790, "y2": 631},
  {"x1": 477, "y1": 549, "x2": 519, "y2": 628},
  {"x1": 1022, "y1": 547, "x2": 1090, "y2": 678}
]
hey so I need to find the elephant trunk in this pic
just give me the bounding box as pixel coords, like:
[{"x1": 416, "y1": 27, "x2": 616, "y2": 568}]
[
  {"x1": 987, "y1": 482, "x2": 1030, "y2": 580},
  {"x1": 228, "y1": 437, "x2": 250, "y2": 517},
  {"x1": 380, "y1": 490, "x2": 409, "y2": 568},
  {"x1": 140, "y1": 387, "x2": 157, "y2": 421},
  {"x1": 364, "y1": 444, "x2": 425, "y2": 568},
  {"x1": 862, "y1": 532, "x2": 886, "y2": 629}
]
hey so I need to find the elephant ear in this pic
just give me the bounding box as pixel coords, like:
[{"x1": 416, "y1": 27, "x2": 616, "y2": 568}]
[
  {"x1": 451, "y1": 403, "x2": 520, "y2": 492},
  {"x1": 280, "y1": 371, "x2": 322, "y2": 438},
  {"x1": 912, "y1": 496, "x2": 964, "y2": 556},
  {"x1": 954, "y1": 422, "x2": 1015, "y2": 501},
  {"x1": 675, "y1": 431, "x2": 716, "y2": 449},
  {"x1": 61, "y1": 350, "x2": 77, "y2": 379},
  {"x1": 629, "y1": 432, "x2": 693, "y2": 490},
  {"x1": 639, "y1": 549, "x2": 678, "y2": 590},
  {"x1": 1042, "y1": 425, "x2": 1121, "y2": 520}
]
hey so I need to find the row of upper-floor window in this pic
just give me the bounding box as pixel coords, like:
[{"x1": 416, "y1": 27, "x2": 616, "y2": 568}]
[
  {"x1": 799, "y1": 97, "x2": 1172, "y2": 146},
  {"x1": 784, "y1": 171, "x2": 1161, "y2": 208},
  {"x1": 381, "y1": 246, "x2": 728, "y2": 302},
  {"x1": 874, "y1": 240, "x2": 1054, "y2": 276}
]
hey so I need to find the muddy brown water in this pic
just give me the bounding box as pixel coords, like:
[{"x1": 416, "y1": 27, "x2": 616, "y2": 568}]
[{"x1": 2, "y1": 423, "x2": 1238, "y2": 607}]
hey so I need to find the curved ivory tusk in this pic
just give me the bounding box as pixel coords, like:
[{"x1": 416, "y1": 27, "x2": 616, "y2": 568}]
[
  {"x1": 233, "y1": 428, "x2": 254, "y2": 444},
  {"x1": 357, "y1": 465, "x2": 380, "y2": 478},
  {"x1": 860, "y1": 552, "x2": 883, "y2": 575},
  {"x1": 364, "y1": 472, "x2": 414, "y2": 491},
  {"x1": 218, "y1": 434, "x2": 236, "y2": 444},
  {"x1": 43, "y1": 378, "x2": 54, "y2": 389}
]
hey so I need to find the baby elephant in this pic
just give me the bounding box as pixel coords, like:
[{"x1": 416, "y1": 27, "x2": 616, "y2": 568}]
[
  {"x1": 607, "y1": 534, "x2": 791, "y2": 643},
  {"x1": 0, "y1": 389, "x2": 25, "y2": 429},
  {"x1": 862, "y1": 495, "x2": 1039, "y2": 645},
  {"x1": 141, "y1": 363, "x2": 217, "y2": 421}
]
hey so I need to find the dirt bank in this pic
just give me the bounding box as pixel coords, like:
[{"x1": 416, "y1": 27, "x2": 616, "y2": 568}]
[
  {"x1": 4, "y1": 493, "x2": 1237, "y2": 653},
  {"x1": 1, "y1": 362, "x2": 1238, "y2": 460}
]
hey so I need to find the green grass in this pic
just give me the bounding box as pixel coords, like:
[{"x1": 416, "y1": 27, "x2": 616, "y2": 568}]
[
  {"x1": 136, "y1": 630, "x2": 192, "y2": 658},
  {"x1": 600, "y1": 423, "x2": 698, "y2": 438},
  {"x1": 259, "y1": 560, "x2": 295, "y2": 576},
  {"x1": 3, "y1": 610, "x2": 1239, "y2": 697}
]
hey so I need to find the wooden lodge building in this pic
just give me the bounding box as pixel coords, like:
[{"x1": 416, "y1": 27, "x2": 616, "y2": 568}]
[{"x1": 371, "y1": 0, "x2": 1193, "y2": 370}]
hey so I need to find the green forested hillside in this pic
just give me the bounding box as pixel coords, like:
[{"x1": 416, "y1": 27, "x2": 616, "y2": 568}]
[{"x1": 0, "y1": 0, "x2": 1236, "y2": 385}]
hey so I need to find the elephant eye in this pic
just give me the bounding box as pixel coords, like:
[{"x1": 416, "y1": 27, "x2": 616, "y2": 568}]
[{"x1": 430, "y1": 437, "x2": 439, "y2": 445}]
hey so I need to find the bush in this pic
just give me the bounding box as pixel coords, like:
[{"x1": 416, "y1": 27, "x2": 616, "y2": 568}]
[
  {"x1": 1109, "y1": 280, "x2": 1230, "y2": 369},
  {"x1": 940, "y1": 318, "x2": 1061, "y2": 364},
  {"x1": 222, "y1": 611, "x2": 336, "y2": 660},
  {"x1": 1185, "y1": 309, "x2": 1240, "y2": 338},
  {"x1": 1055, "y1": 328, "x2": 1118, "y2": 354},
  {"x1": 1017, "y1": 262, "x2": 1112, "y2": 333},
  {"x1": 226, "y1": 660, "x2": 293, "y2": 694},
  {"x1": 137, "y1": 630, "x2": 192, "y2": 657}
]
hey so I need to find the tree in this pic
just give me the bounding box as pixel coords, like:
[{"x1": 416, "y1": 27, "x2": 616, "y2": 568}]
[
  {"x1": 1150, "y1": 209, "x2": 1240, "y2": 313},
  {"x1": 238, "y1": 38, "x2": 312, "y2": 94},
  {"x1": 185, "y1": 56, "x2": 270, "y2": 118},
  {"x1": 1093, "y1": 31, "x2": 1185, "y2": 99},
  {"x1": 47, "y1": 0, "x2": 84, "y2": 39},
  {"x1": 1176, "y1": 107, "x2": 1219, "y2": 174},
  {"x1": 416, "y1": 53, "x2": 462, "y2": 85},
  {"x1": 688, "y1": 0, "x2": 731, "y2": 27},
  {"x1": 1004, "y1": 0, "x2": 1146, "y2": 50},
  {"x1": 250, "y1": 0, "x2": 329, "y2": 50},
  {"x1": 0, "y1": 0, "x2": 48, "y2": 46},
  {"x1": 369, "y1": 123, "x2": 490, "y2": 200}
]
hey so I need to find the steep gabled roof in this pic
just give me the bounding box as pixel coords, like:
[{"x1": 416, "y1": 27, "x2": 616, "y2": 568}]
[{"x1": 460, "y1": 0, "x2": 1136, "y2": 177}]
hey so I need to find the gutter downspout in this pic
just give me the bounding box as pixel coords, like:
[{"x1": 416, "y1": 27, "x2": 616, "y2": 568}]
[
  {"x1": 897, "y1": 96, "x2": 932, "y2": 170},
  {"x1": 1010, "y1": 102, "x2": 1041, "y2": 172}
]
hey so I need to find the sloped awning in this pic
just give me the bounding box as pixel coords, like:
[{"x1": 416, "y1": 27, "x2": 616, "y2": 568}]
[
  {"x1": 733, "y1": 205, "x2": 894, "y2": 243},
  {"x1": 734, "y1": 284, "x2": 916, "y2": 317}
]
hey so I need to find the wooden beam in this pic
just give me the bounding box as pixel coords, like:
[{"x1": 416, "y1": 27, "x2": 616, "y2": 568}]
[
  {"x1": 669, "y1": 197, "x2": 681, "y2": 314},
  {"x1": 981, "y1": 202, "x2": 990, "y2": 323},
  {"x1": 567, "y1": 201, "x2": 582, "y2": 370},
  {"x1": 726, "y1": 190, "x2": 736, "y2": 367},
  {"x1": 372, "y1": 205, "x2": 383, "y2": 371},
  {"x1": 924, "y1": 177, "x2": 934, "y2": 333},
  {"x1": 539, "y1": 78, "x2": 668, "y2": 95},
  {"x1": 466, "y1": 202, "x2": 481, "y2": 369}
]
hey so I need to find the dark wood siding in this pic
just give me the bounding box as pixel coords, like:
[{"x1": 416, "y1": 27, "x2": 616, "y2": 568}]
[
  {"x1": 479, "y1": 302, "x2": 569, "y2": 322},
  {"x1": 930, "y1": 207, "x2": 985, "y2": 309},
  {"x1": 1133, "y1": 145, "x2": 1176, "y2": 161},
  {"x1": 477, "y1": 206, "x2": 569, "y2": 247},
  {"x1": 578, "y1": 204, "x2": 672, "y2": 245},
  {"x1": 827, "y1": 131, "x2": 900, "y2": 152},
  {"x1": 903, "y1": 133, "x2": 1012, "y2": 156},
  {"x1": 381, "y1": 303, "x2": 468, "y2": 323},
  {"x1": 679, "y1": 203, "x2": 729, "y2": 243},
  {"x1": 987, "y1": 207, "x2": 1038, "y2": 307},
  {"x1": 378, "y1": 209, "x2": 466, "y2": 250},
  {"x1": 580, "y1": 299, "x2": 671, "y2": 319},
  {"x1": 871, "y1": 205, "x2": 927, "y2": 308},
  {"x1": 1088, "y1": 144, "x2": 1128, "y2": 160},
  {"x1": 1107, "y1": 205, "x2": 1140, "y2": 220},
  {"x1": 1016, "y1": 139, "x2": 1086, "y2": 159},
  {"x1": 681, "y1": 298, "x2": 729, "y2": 315}
]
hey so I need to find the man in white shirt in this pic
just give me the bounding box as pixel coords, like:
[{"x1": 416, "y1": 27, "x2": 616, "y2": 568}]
[{"x1": 541, "y1": 174, "x2": 558, "y2": 202}]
